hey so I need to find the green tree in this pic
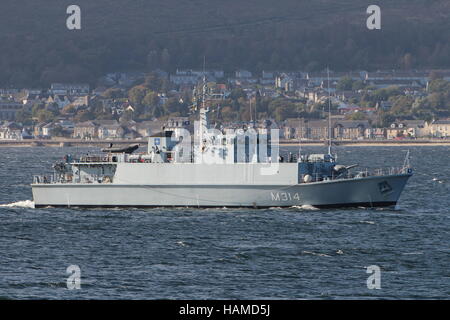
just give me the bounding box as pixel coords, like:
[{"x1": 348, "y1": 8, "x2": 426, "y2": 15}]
[
  {"x1": 74, "y1": 110, "x2": 94, "y2": 122},
  {"x1": 37, "y1": 109, "x2": 56, "y2": 123},
  {"x1": 229, "y1": 88, "x2": 246, "y2": 101},
  {"x1": 389, "y1": 95, "x2": 415, "y2": 117},
  {"x1": 378, "y1": 112, "x2": 395, "y2": 128},
  {"x1": 164, "y1": 97, "x2": 183, "y2": 115},
  {"x1": 103, "y1": 88, "x2": 125, "y2": 99},
  {"x1": 352, "y1": 80, "x2": 366, "y2": 91},
  {"x1": 128, "y1": 86, "x2": 146, "y2": 104},
  {"x1": 336, "y1": 77, "x2": 355, "y2": 91},
  {"x1": 51, "y1": 125, "x2": 71, "y2": 138},
  {"x1": 144, "y1": 73, "x2": 164, "y2": 91},
  {"x1": 32, "y1": 103, "x2": 45, "y2": 118},
  {"x1": 15, "y1": 108, "x2": 32, "y2": 125},
  {"x1": 428, "y1": 79, "x2": 450, "y2": 94},
  {"x1": 128, "y1": 85, "x2": 151, "y2": 114},
  {"x1": 143, "y1": 91, "x2": 159, "y2": 107}
]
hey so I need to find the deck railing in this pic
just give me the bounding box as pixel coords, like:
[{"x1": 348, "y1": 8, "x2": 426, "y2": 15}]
[
  {"x1": 34, "y1": 165, "x2": 411, "y2": 185},
  {"x1": 335, "y1": 166, "x2": 411, "y2": 181},
  {"x1": 33, "y1": 175, "x2": 55, "y2": 184}
]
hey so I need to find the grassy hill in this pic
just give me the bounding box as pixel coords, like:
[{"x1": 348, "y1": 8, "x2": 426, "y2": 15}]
[{"x1": 1, "y1": 0, "x2": 450, "y2": 86}]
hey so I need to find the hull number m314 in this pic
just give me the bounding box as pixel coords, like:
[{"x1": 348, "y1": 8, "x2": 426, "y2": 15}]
[{"x1": 271, "y1": 192, "x2": 300, "y2": 201}]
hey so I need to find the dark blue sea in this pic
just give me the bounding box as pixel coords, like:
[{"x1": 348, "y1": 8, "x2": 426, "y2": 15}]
[{"x1": 0, "y1": 146, "x2": 449, "y2": 299}]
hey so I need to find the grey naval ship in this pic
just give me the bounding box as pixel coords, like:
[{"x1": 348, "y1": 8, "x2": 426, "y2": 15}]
[{"x1": 32, "y1": 83, "x2": 412, "y2": 209}]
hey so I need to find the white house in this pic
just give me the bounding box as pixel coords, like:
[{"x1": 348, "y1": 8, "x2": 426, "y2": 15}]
[{"x1": 428, "y1": 120, "x2": 450, "y2": 138}]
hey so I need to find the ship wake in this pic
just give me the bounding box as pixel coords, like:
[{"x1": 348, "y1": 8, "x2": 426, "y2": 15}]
[
  {"x1": 291, "y1": 205, "x2": 319, "y2": 211},
  {"x1": 0, "y1": 200, "x2": 35, "y2": 209}
]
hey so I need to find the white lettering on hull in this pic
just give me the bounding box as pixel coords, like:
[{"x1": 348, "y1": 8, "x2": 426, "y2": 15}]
[{"x1": 271, "y1": 192, "x2": 300, "y2": 202}]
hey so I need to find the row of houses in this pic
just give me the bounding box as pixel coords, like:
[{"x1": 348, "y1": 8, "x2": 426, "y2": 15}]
[
  {"x1": 32, "y1": 117, "x2": 192, "y2": 140},
  {"x1": 0, "y1": 122, "x2": 28, "y2": 140},
  {"x1": 284, "y1": 119, "x2": 450, "y2": 140},
  {"x1": 276, "y1": 72, "x2": 439, "y2": 93},
  {"x1": 29, "y1": 118, "x2": 450, "y2": 141},
  {"x1": 98, "y1": 68, "x2": 450, "y2": 89},
  {"x1": 2, "y1": 117, "x2": 450, "y2": 141},
  {"x1": 0, "y1": 100, "x2": 22, "y2": 121},
  {"x1": 1, "y1": 68, "x2": 448, "y2": 124},
  {"x1": 1, "y1": 84, "x2": 89, "y2": 98},
  {"x1": 170, "y1": 68, "x2": 450, "y2": 88},
  {"x1": 0, "y1": 84, "x2": 92, "y2": 122}
]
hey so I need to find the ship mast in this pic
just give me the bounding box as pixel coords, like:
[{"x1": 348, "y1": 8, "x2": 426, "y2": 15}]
[
  {"x1": 327, "y1": 67, "x2": 332, "y2": 156},
  {"x1": 249, "y1": 95, "x2": 257, "y2": 129},
  {"x1": 297, "y1": 98, "x2": 302, "y2": 159},
  {"x1": 198, "y1": 57, "x2": 208, "y2": 151}
]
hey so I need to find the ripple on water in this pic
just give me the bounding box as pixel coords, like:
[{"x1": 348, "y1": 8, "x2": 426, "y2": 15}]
[{"x1": 0, "y1": 146, "x2": 448, "y2": 299}]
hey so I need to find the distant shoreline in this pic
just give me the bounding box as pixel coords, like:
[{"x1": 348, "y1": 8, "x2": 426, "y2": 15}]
[
  {"x1": 280, "y1": 142, "x2": 450, "y2": 147},
  {"x1": 279, "y1": 140, "x2": 450, "y2": 147},
  {"x1": 0, "y1": 139, "x2": 449, "y2": 148}
]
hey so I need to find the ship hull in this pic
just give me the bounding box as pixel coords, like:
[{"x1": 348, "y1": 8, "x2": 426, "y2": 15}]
[{"x1": 32, "y1": 174, "x2": 411, "y2": 209}]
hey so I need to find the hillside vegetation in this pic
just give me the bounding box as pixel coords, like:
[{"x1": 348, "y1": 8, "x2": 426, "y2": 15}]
[{"x1": 1, "y1": 0, "x2": 450, "y2": 86}]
